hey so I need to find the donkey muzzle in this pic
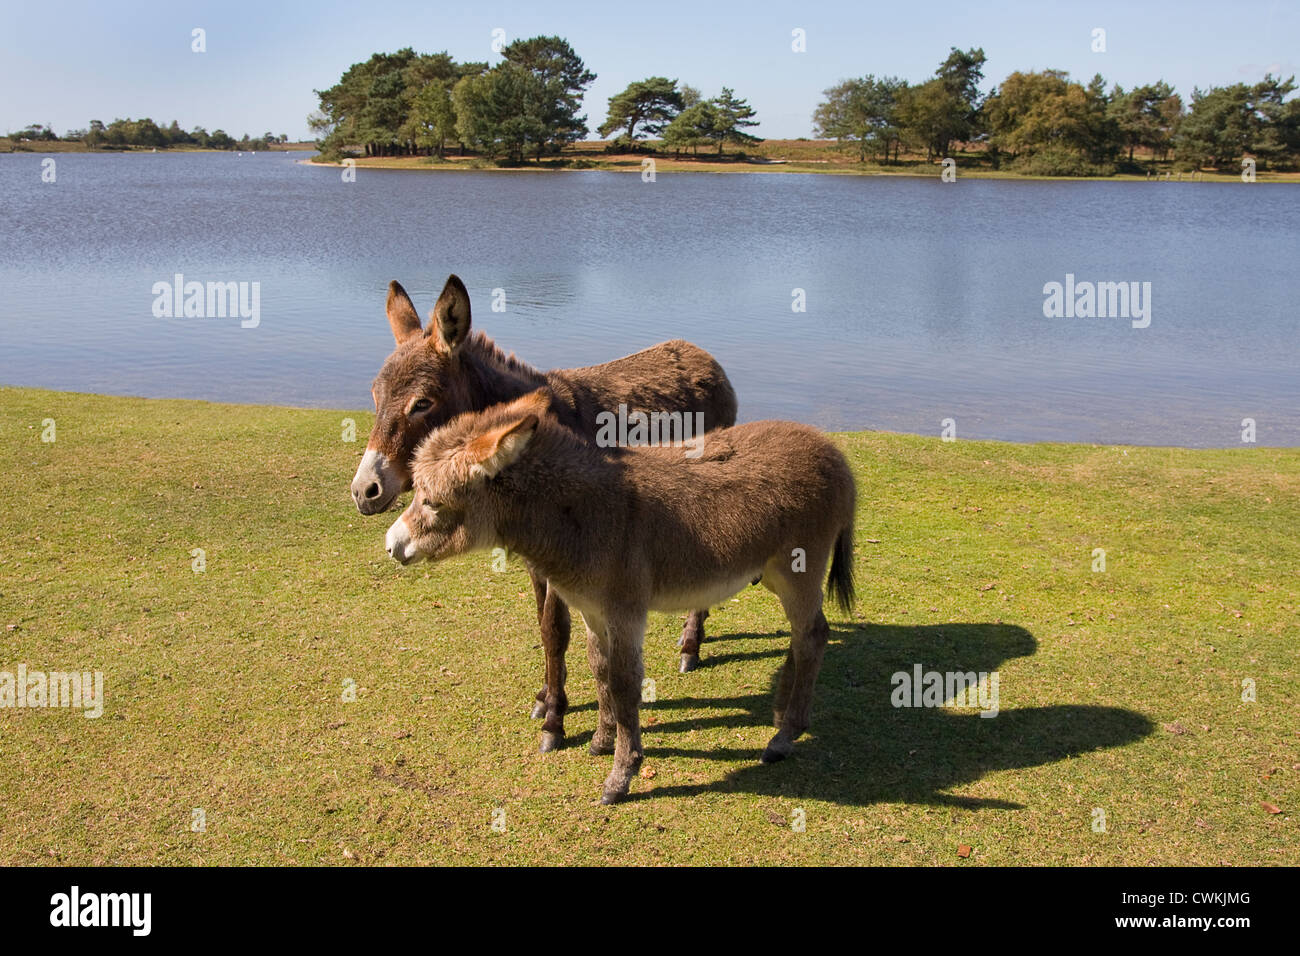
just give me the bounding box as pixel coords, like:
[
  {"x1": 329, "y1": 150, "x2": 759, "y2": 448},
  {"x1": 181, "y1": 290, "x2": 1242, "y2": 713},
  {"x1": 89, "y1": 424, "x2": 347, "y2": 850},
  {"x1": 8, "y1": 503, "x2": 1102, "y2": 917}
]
[
  {"x1": 384, "y1": 514, "x2": 418, "y2": 565},
  {"x1": 352, "y1": 449, "x2": 404, "y2": 515}
]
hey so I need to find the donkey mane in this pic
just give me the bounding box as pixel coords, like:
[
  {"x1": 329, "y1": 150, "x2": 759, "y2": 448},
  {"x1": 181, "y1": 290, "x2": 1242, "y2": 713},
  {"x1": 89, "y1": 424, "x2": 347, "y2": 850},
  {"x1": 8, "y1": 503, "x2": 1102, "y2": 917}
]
[{"x1": 464, "y1": 331, "x2": 547, "y2": 387}]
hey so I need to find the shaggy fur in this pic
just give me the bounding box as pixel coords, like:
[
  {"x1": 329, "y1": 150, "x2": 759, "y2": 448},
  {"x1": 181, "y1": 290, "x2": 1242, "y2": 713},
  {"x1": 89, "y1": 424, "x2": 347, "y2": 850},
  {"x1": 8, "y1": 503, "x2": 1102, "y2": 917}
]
[{"x1": 389, "y1": 389, "x2": 857, "y2": 804}]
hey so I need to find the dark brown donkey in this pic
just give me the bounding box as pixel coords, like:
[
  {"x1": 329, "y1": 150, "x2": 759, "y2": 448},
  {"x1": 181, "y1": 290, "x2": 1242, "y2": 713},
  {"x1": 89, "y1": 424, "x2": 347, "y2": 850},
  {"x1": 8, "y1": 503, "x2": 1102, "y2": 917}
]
[
  {"x1": 387, "y1": 389, "x2": 857, "y2": 804},
  {"x1": 351, "y1": 275, "x2": 737, "y2": 750}
]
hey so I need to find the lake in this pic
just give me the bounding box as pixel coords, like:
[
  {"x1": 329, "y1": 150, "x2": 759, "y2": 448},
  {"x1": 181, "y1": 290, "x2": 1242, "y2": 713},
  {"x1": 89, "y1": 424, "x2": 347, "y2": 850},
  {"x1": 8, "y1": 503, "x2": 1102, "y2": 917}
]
[{"x1": 2, "y1": 150, "x2": 1297, "y2": 446}]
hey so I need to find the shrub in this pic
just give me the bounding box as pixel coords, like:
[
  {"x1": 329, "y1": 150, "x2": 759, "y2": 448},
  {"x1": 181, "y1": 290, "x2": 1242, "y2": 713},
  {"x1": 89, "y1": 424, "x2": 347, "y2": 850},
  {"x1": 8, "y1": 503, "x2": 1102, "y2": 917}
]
[{"x1": 1010, "y1": 146, "x2": 1115, "y2": 176}]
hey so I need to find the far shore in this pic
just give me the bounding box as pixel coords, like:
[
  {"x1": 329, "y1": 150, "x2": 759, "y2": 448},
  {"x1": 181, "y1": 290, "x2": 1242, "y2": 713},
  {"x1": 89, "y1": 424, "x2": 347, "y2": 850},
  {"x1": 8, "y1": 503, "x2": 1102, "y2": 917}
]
[
  {"x1": 6, "y1": 134, "x2": 1294, "y2": 182},
  {"x1": 297, "y1": 155, "x2": 1300, "y2": 183},
  {"x1": 0, "y1": 139, "x2": 316, "y2": 154},
  {"x1": 297, "y1": 141, "x2": 1300, "y2": 183}
]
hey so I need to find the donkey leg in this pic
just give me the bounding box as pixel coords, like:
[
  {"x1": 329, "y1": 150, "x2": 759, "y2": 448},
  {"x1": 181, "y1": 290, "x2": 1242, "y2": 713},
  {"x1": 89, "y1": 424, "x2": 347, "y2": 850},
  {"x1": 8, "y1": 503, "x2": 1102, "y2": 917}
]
[
  {"x1": 677, "y1": 609, "x2": 708, "y2": 673},
  {"x1": 758, "y1": 562, "x2": 830, "y2": 763},
  {"x1": 529, "y1": 567, "x2": 550, "y2": 718},
  {"x1": 585, "y1": 621, "x2": 617, "y2": 756},
  {"x1": 771, "y1": 646, "x2": 797, "y2": 729},
  {"x1": 763, "y1": 608, "x2": 829, "y2": 764},
  {"x1": 760, "y1": 571, "x2": 799, "y2": 728},
  {"x1": 600, "y1": 614, "x2": 647, "y2": 804},
  {"x1": 537, "y1": 583, "x2": 572, "y2": 753}
]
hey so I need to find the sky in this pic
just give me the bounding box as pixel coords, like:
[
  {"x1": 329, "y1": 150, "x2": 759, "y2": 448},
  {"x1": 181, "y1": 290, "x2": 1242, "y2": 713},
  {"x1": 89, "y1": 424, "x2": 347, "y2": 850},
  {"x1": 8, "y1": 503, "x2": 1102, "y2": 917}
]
[{"x1": 2, "y1": 0, "x2": 1296, "y2": 141}]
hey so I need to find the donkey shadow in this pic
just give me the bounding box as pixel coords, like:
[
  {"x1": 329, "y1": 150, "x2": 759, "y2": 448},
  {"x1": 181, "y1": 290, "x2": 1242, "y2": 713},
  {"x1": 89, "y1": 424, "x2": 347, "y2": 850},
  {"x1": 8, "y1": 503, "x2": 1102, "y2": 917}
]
[{"x1": 605, "y1": 621, "x2": 1154, "y2": 808}]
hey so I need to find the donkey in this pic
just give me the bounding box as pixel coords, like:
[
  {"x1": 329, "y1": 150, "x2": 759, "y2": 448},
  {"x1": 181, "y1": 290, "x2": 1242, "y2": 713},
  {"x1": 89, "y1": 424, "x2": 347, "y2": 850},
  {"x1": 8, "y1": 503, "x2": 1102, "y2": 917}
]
[
  {"x1": 385, "y1": 389, "x2": 857, "y2": 804},
  {"x1": 351, "y1": 275, "x2": 737, "y2": 751}
]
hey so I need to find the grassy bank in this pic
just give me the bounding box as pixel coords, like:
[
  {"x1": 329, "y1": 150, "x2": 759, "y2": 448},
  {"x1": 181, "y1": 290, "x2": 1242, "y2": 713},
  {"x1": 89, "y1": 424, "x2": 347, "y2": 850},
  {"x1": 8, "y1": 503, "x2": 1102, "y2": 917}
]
[
  {"x1": 1, "y1": 386, "x2": 1295, "y2": 865},
  {"x1": 307, "y1": 139, "x2": 1300, "y2": 183}
]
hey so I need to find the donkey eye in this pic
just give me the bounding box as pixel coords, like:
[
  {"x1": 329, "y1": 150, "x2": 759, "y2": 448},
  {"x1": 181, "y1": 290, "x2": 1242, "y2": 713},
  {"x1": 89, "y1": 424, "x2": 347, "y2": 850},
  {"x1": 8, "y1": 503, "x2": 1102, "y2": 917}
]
[{"x1": 410, "y1": 398, "x2": 432, "y2": 414}]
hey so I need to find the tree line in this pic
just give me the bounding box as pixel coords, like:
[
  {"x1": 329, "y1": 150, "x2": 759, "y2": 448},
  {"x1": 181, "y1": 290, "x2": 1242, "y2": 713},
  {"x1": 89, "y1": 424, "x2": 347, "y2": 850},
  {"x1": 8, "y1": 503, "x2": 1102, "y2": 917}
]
[
  {"x1": 309, "y1": 38, "x2": 762, "y2": 163},
  {"x1": 814, "y1": 47, "x2": 1300, "y2": 173},
  {"x1": 7, "y1": 118, "x2": 290, "y2": 151},
  {"x1": 22, "y1": 36, "x2": 1293, "y2": 173},
  {"x1": 314, "y1": 38, "x2": 1299, "y2": 174}
]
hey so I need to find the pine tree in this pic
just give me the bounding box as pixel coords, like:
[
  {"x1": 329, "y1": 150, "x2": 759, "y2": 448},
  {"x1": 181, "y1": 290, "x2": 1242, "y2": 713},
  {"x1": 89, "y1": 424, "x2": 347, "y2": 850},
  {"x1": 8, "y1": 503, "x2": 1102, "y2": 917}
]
[{"x1": 710, "y1": 87, "x2": 761, "y2": 156}]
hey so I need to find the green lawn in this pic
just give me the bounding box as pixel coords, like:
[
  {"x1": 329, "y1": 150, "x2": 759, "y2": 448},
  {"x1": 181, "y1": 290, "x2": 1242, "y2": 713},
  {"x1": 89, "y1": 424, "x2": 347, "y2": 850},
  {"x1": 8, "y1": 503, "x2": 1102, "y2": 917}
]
[{"x1": 1, "y1": 386, "x2": 1295, "y2": 865}]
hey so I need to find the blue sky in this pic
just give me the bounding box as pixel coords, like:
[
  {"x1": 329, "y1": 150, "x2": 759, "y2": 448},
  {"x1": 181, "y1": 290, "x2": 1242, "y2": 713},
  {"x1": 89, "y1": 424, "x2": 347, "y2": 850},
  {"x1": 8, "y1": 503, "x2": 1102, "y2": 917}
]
[{"x1": 2, "y1": 0, "x2": 1296, "y2": 140}]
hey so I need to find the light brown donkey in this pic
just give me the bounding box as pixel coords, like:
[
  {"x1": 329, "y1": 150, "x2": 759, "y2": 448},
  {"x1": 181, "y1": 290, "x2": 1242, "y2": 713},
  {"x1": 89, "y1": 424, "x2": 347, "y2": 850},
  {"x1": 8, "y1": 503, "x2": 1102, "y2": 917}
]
[{"x1": 386, "y1": 389, "x2": 857, "y2": 804}]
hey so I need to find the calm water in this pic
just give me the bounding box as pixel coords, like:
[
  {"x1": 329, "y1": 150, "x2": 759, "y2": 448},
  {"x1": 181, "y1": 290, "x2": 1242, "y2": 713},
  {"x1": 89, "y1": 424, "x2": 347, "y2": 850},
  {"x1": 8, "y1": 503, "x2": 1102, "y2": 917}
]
[{"x1": 2, "y1": 150, "x2": 1297, "y2": 446}]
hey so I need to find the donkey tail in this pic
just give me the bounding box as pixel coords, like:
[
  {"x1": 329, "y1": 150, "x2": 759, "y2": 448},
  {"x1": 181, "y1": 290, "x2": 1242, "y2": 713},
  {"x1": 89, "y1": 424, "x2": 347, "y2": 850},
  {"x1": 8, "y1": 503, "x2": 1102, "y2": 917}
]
[{"x1": 827, "y1": 524, "x2": 856, "y2": 615}]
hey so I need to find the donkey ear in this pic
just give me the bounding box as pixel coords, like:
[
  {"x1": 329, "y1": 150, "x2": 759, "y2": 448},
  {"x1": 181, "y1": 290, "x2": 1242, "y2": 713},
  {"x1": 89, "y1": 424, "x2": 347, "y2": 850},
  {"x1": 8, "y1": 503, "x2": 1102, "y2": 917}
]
[
  {"x1": 466, "y1": 414, "x2": 538, "y2": 479},
  {"x1": 510, "y1": 388, "x2": 553, "y2": 418},
  {"x1": 386, "y1": 280, "x2": 422, "y2": 344},
  {"x1": 429, "y1": 274, "x2": 472, "y2": 354}
]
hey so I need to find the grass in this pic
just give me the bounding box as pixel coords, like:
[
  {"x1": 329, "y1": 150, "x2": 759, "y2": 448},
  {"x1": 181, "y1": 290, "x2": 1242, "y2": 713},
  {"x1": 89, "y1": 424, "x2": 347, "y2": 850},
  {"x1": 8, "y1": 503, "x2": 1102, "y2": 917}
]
[
  {"x1": 308, "y1": 139, "x2": 1300, "y2": 183},
  {"x1": 1, "y1": 385, "x2": 1296, "y2": 865}
]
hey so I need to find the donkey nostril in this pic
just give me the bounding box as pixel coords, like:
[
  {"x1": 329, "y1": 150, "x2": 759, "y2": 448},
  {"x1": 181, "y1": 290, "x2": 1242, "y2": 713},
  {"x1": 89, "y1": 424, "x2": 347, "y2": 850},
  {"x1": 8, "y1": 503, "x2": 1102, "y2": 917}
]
[{"x1": 365, "y1": 482, "x2": 381, "y2": 500}]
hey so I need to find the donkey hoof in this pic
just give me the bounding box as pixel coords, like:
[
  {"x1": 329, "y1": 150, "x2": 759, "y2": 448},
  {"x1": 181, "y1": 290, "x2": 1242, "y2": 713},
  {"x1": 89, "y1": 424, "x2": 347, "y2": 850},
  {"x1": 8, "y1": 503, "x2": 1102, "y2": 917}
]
[
  {"x1": 539, "y1": 731, "x2": 564, "y2": 753},
  {"x1": 530, "y1": 700, "x2": 547, "y2": 719},
  {"x1": 601, "y1": 762, "x2": 638, "y2": 804},
  {"x1": 762, "y1": 732, "x2": 794, "y2": 764},
  {"x1": 589, "y1": 736, "x2": 616, "y2": 756},
  {"x1": 679, "y1": 653, "x2": 699, "y2": 673}
]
